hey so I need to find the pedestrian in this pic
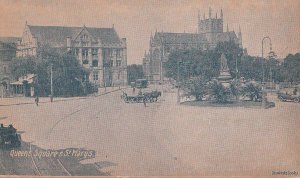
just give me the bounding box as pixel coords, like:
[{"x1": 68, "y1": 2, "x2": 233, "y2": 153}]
[
  {"x1": 35, "y1": 96, "x2": 39, "y2": 106},
  {"x1": 143, "y1": 96, "x2": 147, "y2": 107},
  {"x1": 133, "y1": 87, "x2": 135, "y2": 94},
  {"x1": 138, "y1": 89, "x2": 142, "y2": 96},
  {"x1": 293, "y1": 88, "x2": 297, "y2": 95}
]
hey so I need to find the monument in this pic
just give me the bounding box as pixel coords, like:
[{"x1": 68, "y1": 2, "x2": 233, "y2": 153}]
[{"x1": 217, "y1": 53, "x2": 232, "y2": 87}]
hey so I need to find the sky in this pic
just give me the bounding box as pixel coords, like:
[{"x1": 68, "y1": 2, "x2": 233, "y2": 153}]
[{"x1": 0, "y1": 0, "x2": 299, "y2": 64}]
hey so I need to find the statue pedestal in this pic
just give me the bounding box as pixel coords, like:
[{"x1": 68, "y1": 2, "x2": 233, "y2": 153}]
[{"x1": 218, "y1": 71, "x2": 232, "y2": 88}]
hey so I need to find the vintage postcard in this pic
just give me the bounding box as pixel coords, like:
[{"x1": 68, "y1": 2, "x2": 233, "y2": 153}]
[{"x1": 0, "y1": 0, "x2": 299, "y2": 177}]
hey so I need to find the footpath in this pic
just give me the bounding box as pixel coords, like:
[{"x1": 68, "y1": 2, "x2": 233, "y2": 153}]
[{"x1": 0, "y1": 86, "x2": 126, "y2": 107}]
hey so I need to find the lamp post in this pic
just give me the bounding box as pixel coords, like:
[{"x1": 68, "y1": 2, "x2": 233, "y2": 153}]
[
  {"x1": 50, "y1": 63, "x2": 53, "y2": 102},
  {"x1": 261, "y1": 36, "x2": 272, "y2": 84},
  {"x1": 261, "y1": 36, "x2": 272, "y2": 107},
  {"x1": 177, "y1": 59, "x2": 182, "y2": 104}
]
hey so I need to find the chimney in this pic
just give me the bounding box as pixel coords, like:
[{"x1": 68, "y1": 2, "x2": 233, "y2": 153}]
[{"x1": 66, "y1": 37, "x2": 71, "y2": 51}]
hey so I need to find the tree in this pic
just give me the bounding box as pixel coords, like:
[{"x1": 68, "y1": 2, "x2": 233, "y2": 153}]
[
  {"x1": 240, "y1": 82, "x2": 262, "y2": 101},
  {"x1": 10, "y1": 56, "x2": 36, "y2": 80},
  {"x1": 127, "y1": 64, "x2": 144, "y2": 84},
  {"x1": 281, "y1": 53, "x2": 300, "y2": 83},
  {"x1": 164, "y1": 48, "x2": 220, "y2": 81},
  {"x1": 10, "y1": 47, "x2": 90, "y2": 97},
  {"x1": 164, "y1": 41, "x2": 244, "y2": 82},
  {"x1": 182, "y1": 76, "x2": 208, "y2": 101}
]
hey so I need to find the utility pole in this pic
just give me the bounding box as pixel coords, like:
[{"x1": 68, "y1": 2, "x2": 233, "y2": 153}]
[
  {"x1": 262, "y1": 36, "x2": 272, "y2": 84},
  {"x1": 177, "y1": 59, "x2": 181, "y2": 104},
  {"x1": 50, "y1": 64, "x2": 53, "y2": 102}
]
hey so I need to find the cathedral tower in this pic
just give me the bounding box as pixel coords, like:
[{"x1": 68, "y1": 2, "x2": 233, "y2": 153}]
[{"x1": 198, "y1": 8, "x2": 223, "y2": 34}]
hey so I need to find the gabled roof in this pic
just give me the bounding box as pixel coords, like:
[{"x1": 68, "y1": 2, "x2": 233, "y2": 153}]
[
  {"x1": 154, "y1": 32, "x2": 207, "y2": 44},
  {"x1": 27, "y1": 25, "x2": 121, "y2": 47},
  {"x1": 216, "y1": 31, "x2": 238, "y2": 42},
  {"x1": 0, "y1": 37, "x2": 20, "y2": 50},
  {"x1": 0, "y1": 37, "x2": 20, "y2": 44}
]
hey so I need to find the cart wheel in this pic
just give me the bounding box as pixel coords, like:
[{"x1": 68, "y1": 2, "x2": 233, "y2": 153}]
[{"x1": 293, "y1": 97, "x2": 300, "y2": 103}]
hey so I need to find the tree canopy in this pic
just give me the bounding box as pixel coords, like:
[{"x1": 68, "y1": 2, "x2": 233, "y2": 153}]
[
  {"x1": 10, "y1": 47, "x2": 89, "y2": 97},
  {"x1": 127, "y1": 64, "x2": 144, "y2": 84}
]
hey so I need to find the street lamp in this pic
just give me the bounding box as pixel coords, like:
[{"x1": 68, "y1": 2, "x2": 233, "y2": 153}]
[
  {"x1": 261, "y1": 36, "x2": 272, "y2": 84},
  {"x1": 177, "y1": 59, "x2": 182, "y2": 104}
]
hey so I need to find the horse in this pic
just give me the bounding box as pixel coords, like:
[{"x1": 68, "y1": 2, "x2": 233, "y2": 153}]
[{"x1": 150, "y1": 90, "x2": 161, "y2": 102}]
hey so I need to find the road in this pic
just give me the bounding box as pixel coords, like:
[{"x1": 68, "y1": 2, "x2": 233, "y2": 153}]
[{"x1": 0, "y1": 88, "x2": 299, "y2": 176}]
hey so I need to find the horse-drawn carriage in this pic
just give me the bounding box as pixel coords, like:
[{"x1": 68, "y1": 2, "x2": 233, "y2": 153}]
[
  {"x1": 121, "y1": 90, "x2": 161, "y2": 103},
  {"x1": 0, "y1": 124, "x2": 21, "y2": 148}
]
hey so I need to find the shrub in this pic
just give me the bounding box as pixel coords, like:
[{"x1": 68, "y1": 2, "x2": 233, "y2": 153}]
[
  {"x1": 183, "y1": 76, "x2": 208, "y2": 101},
  {"x1": 208, "y1": 81, "x2": 231, "y2": 103},
  {"x1": 241, "y1": 82, "x2": 262, "y2": 101}
]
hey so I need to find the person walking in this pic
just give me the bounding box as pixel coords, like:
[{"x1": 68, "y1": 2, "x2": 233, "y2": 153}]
[
  {"x1": 35, "y1": 96, "x2": 39, "y2": 106},
  {"x1": 143, "y1": 96, "x2": 147, "y2": 107}
]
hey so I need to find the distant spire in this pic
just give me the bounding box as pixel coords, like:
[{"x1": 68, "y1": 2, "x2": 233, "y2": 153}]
[
  {"x1": 220, "y1": 8, "x2": 223, "y2": 19},
  {"x1": 238, "y1": 25, "x2": 242, "y2": 48},
  {"x1": 227, "y1": 24, "x2": 229, "y2": 32},
  {"x1": 233, "y1": 27, "x2": 235, "y2": 32},
  {"x1": 216, "y1": 12, "x2": 218, "y2": 19},
  {"x1": 209, "y1": 7, "x2": 212, "y2": 19},
  {"x1": 112, "y1": 24, "x2": 115, "y2": 28},
  {"x1": 203, "y1": 13, "x2": 206, "y2": 19},
  {"x1": 25, "y1": 20, "x2": 28, "y2": 25},
  {"x1": 198, "y1": 10, "x2": 201, "y2": 21}
]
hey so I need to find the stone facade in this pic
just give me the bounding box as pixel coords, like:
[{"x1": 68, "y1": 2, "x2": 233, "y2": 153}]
[
  {"x1": 17, "y1": 23, "x2": 127, "y2": 87},
  {"x1": 143, "y1": 8, "x2": 243, "y2": 81},
  {"x1": 0, "y1": 37, "x2": 19, "y2": 97}
]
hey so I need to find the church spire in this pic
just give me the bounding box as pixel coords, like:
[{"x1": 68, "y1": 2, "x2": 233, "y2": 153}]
[
  {"x1": 238, "y1": 25, "x2": 243, "y2": 48},
  {"x1": 209, "y1": 7, "x2": 212, "y2": 19},
  {"x1": 220, "y1": 8, "x2": 223, "y2": 19},
  {"x1": 227, "y1": 24, "x2": 229, "y2": 32}
]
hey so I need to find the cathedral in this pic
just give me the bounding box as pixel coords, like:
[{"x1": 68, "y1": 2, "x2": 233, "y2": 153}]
[{"x1": 143, "y1": 8, "x2": 243, "y2": 81}]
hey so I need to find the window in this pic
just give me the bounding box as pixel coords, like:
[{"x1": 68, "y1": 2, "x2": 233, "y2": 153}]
[
  {"x1": 116, "y1": 60, "x2": 121, "y2": 67},
  {"x1": 108, "y1": 49, "x2": 113, "y2": 57},
  {"x1": 116, "y1": 49, "x2": 121, "y2": 57},
  {"x1": 92, "y1": 48, "x2": 98, "y2": 55},
  {"x1": 93, "y1": 73, "x2": 98, "y2": 81},
  {"x1": 118, "y1": 72, "x2": 121, "y2": 79},
  {"x1": 92, "y1": 60, "x2": 98, "y2": 67},
  {"x1": 73, "y1": 48, "x2": 79, "y2": 56},
  {"x1": 82, "y1": 49, "x2": 88, "y2": 60},
  {"x1": 82, "y1": 60, "x2": 89, "y2": 64}
]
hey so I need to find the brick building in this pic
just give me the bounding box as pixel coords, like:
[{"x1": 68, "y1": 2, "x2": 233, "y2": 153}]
[
  {"x1": 17, "y1": 22, "x2": 127, "y2": 87},
  {"x1": 0, "y1": 37, "x2": 20, "y2": 97}
]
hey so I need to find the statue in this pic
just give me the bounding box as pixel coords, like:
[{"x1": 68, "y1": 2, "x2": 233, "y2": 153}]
[
  {"x1": 220, "y1": 53, "x2": 229, "y2": 72},
  {"x1": 218, "y1": 53, "x2": 232, "y2": 85}
]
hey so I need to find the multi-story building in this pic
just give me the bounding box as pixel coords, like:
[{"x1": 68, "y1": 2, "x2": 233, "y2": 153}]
[
  {"x1": 142, "y1": 51, "x2": 151, "y2": 80},
  {"x1": 17, "y1": 22, "x2": 127, "y2": 87},
  {"x1": 0, "y1": 37, "x2": 20, "y2": 97},
  {"x1": 144, "y1": 8, "x2": 243, "y2": 81}
]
